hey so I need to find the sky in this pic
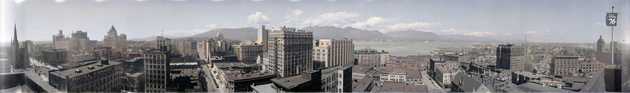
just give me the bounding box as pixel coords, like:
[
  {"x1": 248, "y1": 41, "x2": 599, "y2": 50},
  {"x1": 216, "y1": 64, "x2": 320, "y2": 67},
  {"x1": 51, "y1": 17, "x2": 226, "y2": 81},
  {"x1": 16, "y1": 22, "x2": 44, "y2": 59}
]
[{"x1": 1, "y1": 0, "x2": 629, "y2": 43}]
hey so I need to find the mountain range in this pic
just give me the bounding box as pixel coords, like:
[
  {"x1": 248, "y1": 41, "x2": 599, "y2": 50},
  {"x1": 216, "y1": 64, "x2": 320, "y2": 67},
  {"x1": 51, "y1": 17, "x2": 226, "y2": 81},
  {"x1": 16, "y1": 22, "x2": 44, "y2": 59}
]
[{"x1": 137, "y1": 26, "x2": 497, "y2": 42}]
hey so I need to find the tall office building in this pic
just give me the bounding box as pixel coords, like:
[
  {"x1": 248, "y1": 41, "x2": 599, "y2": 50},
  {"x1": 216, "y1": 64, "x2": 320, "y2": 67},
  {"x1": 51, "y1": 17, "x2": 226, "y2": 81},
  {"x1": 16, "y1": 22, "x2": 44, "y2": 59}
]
[
  {"x1": 144, "y1": 49, "x2": 169, "y2": 92},
  {"x1": 156, "y1": 36, "x2": 172, "y2": 53},
  {"x1": 496, "y1": 44, "x2": 513, "y2": 69},
  {"x1": 53, "y1": 30, "x2": 93, "y2": 54},
  {"x1": 313, "y1": 39, "x2": 354, "y2": 68},
  {"x1": 53, "y1": 30, "x2": 70, "y2": 49},
  {"x1": 256, "y1": 25, "x2": 269, "y2": 49},
  {"x1": 173, "y1": 38, "x2": 198, "y2": 57},
  {"x1": 313, "y1": 39, "x2": 354, "y2": 93},
  {"x1": 263, "y1": 26, "x2": 313, "y2": 77},
  {"x1": 197, "y1": 40, "x2": 212, "y2": 63},
  {"x1": 103, "y1": 26, "x2": 128, "y2": 58},
  {"x1": 144, "y1": 37, "x2": 171, "y2": 92},
  {"x1": 70, "y1": 31, "x2": 92, "y2": 53}
]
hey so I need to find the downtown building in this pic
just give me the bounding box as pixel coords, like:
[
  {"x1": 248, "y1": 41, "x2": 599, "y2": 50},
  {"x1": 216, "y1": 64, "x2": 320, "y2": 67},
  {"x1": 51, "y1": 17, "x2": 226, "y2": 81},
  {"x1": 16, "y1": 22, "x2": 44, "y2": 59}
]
[
  {"x1": 256, "y1": 25, "x2": 269, "y2": 51},
  {"x1": 103, "y1": 26, "x2": 128, "y2": 59},
  {"x1": 144, "y1": 36, "x2": 172, "y2": 92},
  {"x1": 37, "y1": 49, "x2": 68, "y2": 66},
  {"x1": 200, "y1": 63, "x2": 275, "y2": 93},
  {"x1": 48, "y1": 60, "x2": 124, "y2": 92},
  {"x1": 313, "y1": 39, "x2": 354, "y2": 92},
  {"x1": 262, "y1": 27, "x2": 313, "y2": 77},
  {"x1": 496, "y1": 44, "x2": 513, "y2": 70},
  {"x1": 53, "y1": 30, "x2": 94, "y2": 54},
  {"x1": 354, "y1": 49, "x2": 390, "y2": 68},
  {"x1": 233, "y1": 42, "x2": 264, "y2": 64},
  {"x1": 550, "y1": 56, "x2": 604, "y2": 77},
  {"x1": 173, "y1": 38, "x2": 198, "y2": 58},
  {"x1": 313, "y1": 39, "x2": 354, "y2": 68},
  {"x1": 197, "y1": 33, "x2": 234, "y2": 64},
  {"x1": 428, "y1": 56, "x2": 459, "y2": 88},
  {"x1": 251, "y1": 65, "x2": 352, "y2": 93}
]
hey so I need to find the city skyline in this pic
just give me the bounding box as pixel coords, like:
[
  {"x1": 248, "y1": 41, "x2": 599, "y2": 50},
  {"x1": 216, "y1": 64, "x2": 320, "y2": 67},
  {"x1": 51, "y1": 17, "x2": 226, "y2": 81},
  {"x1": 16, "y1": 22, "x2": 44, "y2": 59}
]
[
  {"x1": 1, "y1": 0, "x2": 629, "y2": 43},
  {"x1": 1, "y1": 0, "x2": 630, "y2": 93}
]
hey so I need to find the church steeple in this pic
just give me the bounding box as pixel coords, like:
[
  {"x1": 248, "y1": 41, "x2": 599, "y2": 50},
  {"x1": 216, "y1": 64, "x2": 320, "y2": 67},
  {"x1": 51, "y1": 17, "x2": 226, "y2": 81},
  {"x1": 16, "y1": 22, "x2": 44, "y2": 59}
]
[
  {"x1": 10, "y1": 24, "x2": 23, "y2": 70},
  {"x1": 12, "y1": 24, "x2": 19, "y2": 47}
]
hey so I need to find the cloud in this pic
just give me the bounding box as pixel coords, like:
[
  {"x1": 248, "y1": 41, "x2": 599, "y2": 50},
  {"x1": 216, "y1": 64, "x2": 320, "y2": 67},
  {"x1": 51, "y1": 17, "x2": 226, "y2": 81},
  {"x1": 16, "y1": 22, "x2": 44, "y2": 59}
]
[
  {"x1": 349, "y1": 17, "x2": 385, "y2": 30},
  {"x1": 252, "y1": 0, "x2": 264, "y2": 2},
  {"x1": 383, "y1": 22, "x2": 433, "y2": 32},
  {"x1": 463, "y1": 31, "x2": 497, "y2": 37},
  {"x1": 283, "y1": 9, "x2": 306, "y2": 26},
  {"x1": 95, "y1": 0, "x2": 106, "y2": 2},
  {"x1": 55, "y1": 0, "x2": 66, "y2": 3},
  {"x1": 295, "y1": 11, "x2": 440, "y2": 33},
  {"x1": 171, "y1": 0, "x2": 187, "y2": 2},
  {"x1": 136, "y1": 0, "x2": 147, "y2": 2},
  {"x1": 302, "y1": 11, "x2": 360, "y2": 27},
  {"x1": 291, "y1": 9, "x2": 304, "y2": 16},
  {"x1": 327, "y1": 0, "x2": 337, "y2": 2},
  {"x1": 248, "y1": 12, "x2": 271, "y2": 24},
  {"x1": 289, "y1": 0, "x2": 301, "y2": 2},
  {"x1": 441, "y1": 28, "x2": 458, "y2": 34}
]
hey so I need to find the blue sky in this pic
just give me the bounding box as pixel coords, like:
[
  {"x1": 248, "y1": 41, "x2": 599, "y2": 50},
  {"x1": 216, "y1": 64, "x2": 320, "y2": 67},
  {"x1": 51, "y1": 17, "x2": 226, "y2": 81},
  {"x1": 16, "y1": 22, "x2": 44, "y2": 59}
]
[{"x1": 1, "y1": 0, "x2": 629, "y2": 43}]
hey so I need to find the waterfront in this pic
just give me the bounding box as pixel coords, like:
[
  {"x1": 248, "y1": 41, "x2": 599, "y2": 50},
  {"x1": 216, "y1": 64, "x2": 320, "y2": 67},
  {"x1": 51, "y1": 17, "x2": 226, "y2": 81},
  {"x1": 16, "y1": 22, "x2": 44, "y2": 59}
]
[{"x1": 355, "y1": 41, "x2": 478, "y2": 56}]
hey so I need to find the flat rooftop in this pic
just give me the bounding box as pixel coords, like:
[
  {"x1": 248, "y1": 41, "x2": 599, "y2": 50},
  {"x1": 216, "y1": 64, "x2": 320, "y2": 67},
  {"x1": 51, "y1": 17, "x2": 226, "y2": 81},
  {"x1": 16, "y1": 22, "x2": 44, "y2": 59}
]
[
  {"x1": 223, "y1": 71, "x2": 275, "y2": 82},
  {"x1": 50, "y1": 60, "x2": 121, "y2": 79},
  {"x1": 271, "y1": 74, "x2": 311, "y2": 89},
  {"x1": 372, "y1": 81, "x2": 428, "y2": 92},
  {"x1": 515, "y1": 83, "x2": 569, "y2": 92}
]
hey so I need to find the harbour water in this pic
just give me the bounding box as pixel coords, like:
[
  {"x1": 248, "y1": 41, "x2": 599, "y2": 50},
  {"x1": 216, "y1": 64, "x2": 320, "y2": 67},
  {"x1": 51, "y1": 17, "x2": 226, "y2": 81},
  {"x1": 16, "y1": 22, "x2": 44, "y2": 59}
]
[{"x1": 355, "y1": 41, "x2": 479, "y2": 56}]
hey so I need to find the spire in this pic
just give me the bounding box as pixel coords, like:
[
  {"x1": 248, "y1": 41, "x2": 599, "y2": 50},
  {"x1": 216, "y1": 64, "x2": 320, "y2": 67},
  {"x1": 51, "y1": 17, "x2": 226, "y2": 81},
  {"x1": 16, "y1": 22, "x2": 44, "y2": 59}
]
[
  {"x1": 12, "y1": 24, "x2": 19, "y2": 46},
  {"x1": 108, "y1": 25, "x2": 117, "y2": 35}
]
